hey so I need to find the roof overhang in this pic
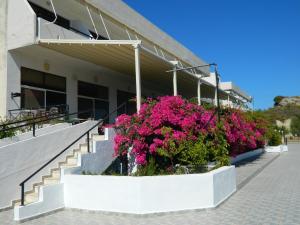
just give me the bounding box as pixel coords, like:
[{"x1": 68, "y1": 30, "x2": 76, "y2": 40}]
[
  {"x1": 220, "y1": 82, "x2": 252, "y2": 102},
  {"x1": 37, "y1": 39, "x2": 229, "y2": 100}
]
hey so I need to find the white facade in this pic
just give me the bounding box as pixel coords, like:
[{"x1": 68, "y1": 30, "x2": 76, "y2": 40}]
[{"x1": 1, "y1": 0, "x2": 252, "y2": 120}]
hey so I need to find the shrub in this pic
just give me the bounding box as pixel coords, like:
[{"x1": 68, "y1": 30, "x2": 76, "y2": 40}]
[
  {"x1": 113, "y1": 96, "x2": 267, "y2": 175},
  {"x1": 222, "y1": 109, "x2": 266, "y2": 156},
  {"x1": 267, "y1": 130, "x2": 282, "y2": 146},
  {"x1": 291, "y1": 116, "x2": 300, "y2": 136},
  {"x1": 114, "y1": 96, "x2": 228, "y2": 175},
  {"x1": 0, "y1": 118, "x2": 16, "y2": 139}
]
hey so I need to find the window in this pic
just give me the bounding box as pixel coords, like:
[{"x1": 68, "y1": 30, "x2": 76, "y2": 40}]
[
  {"x1": 78, "y1": 81, "x2": 109, "y2": 121},
  {"x1": 21, "y1": 67, "x2": 66, "y2": 92},
  {"x1": 21, "y1": 88, "x2": 45, "y2": 109},
  {"x1": 89, "y1": 31, "x2": 108, "y2": 40},
  {"x1": 46, "y1": 91, "x2": 66, "y2": 107},
  {"x1": 78, "y1": 81, "x2": 108, "y2": 100},
  {"x1": 21, "y1": 67, "x2": 66, "y2": 109},
  {"x1": 21, "y1": 68, "x2": 44, "y2": 88},
  {"x1": 44, "y1": 73, "x2": 66, "y2": 92},
  {"x1": 28, "y1": 1, "x2": 70, "y2": 30},
  {"x1": 117, "y1": 90, "x2": 136, "y2": 115}
]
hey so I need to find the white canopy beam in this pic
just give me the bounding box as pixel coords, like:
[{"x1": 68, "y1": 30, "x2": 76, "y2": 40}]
[{"x1": 134, "y1": 44, "x2": 141, "y2": 112}]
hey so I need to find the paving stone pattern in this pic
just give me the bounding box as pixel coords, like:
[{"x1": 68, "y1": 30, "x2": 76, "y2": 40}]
[{"x1": 1, "y1": 144, "x2": 299, "y2": 225}]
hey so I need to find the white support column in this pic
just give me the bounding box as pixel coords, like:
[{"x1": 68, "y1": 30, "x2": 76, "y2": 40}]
[
  {"x1": 197, "y1": 77, "x2": 201, "y2": 105},
  {"x1": 227, "y1": 94, "x2": 230, "y2": 107},
  {"x1": 173, "y1": 69, "x2": 177, "y2": 96},
  {"x1": 134, "y1": 44, "x2": 141, "y2": 113},
  {"x1": 214, "y1": 87, "x2": 218, "y2": 106},
  {"x1": 170, "y1": 61, "x2": 178, "y2": 96}
]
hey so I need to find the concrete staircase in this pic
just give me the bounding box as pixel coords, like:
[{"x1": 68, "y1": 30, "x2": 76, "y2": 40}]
[{"x1": 13, "y1": 134, "x2": 104, "y2": 207}]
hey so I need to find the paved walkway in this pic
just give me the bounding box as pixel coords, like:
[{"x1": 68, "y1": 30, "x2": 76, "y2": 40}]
[{"x1": 1, "y1": 144, "x2": 299, "y2": 225}]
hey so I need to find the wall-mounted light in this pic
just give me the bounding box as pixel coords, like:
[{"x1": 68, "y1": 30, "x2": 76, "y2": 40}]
[
  {"x1": 44, "y1": 62, "x2": 50, "y2": 71},
  {"x1": 11, "y1": 92, "x2": 21, "y2": 99}
]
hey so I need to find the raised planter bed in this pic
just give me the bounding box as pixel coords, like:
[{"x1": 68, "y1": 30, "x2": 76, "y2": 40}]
[
  {"x1": 265, "y1": 145, "x2": 288, "y2": 153},
  {"x1": 63, "y1": 166, "x2": 236, "y2": 214},
  {"x1": 230, "y1": 148, "x2": 264, "y2": 164}
]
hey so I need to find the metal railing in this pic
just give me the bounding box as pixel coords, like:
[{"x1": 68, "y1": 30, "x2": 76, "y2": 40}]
[
  {"x1": 8, "y1": 104, "x2": 69, "y2": 120},
  {"x1": 19, "y1": 101, "x2": 127, "y2": 206},
  {"x1": 1, "y1": 109, "x2": 91, "y2": 138}
]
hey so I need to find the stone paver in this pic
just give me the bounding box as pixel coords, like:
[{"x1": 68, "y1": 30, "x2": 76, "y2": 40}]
[
  {"x1": 234, "y1": 151, "x2": 279, "y2": 188},
  {"x1": 1, "y1": 144, "x2": 299, "y2": 225}
]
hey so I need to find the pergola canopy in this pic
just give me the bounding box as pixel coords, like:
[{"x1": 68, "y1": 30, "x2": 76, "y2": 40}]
[{"x1": 38, "y1": 39, "x2": 229, "y2": 100}]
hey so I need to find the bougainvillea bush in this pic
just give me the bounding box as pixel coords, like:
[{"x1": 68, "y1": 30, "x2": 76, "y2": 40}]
[
  {"x1": 113, "y1": 96, "x2": 266, "y2": 175},
  {"x1": 222, "y1": 109, "x2": 266, "y2": 156}
]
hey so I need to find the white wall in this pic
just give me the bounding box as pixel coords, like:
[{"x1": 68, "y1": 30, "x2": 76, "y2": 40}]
[
  {"x1": 80, "y1": 128, "x2": 116, "y2": 174},
  {"x1": 64, "y1": 166, "x2": 236, "y2": 214},
  {"x1": 0, "y1": 0, "x2": 8, "y2": 118},
  {"x1": 6, "y1": 51, "x2": 22, "y2": 112},
  {"x1": 14, "y1": 184, "x2": 64, "y2": 221},
  {"x1": 0, "y1": 120, "x2": 96, "y2": 209},
  {"x1": 7, "y1": 0, "x2": 36, "y2": 50},
  {"x1": 230, "y1": 148, "x2": 264, "y2": 164}
]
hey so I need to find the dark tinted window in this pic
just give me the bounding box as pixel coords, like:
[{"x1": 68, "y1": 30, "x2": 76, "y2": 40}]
[
  {"x1": 28, "y1": 1, "x2": 70, "y2": 29},
  {"x1": 21, "y1": 67, "x2": 66, "y2": 92},
  {"x1": 117, "y1": 90, "x2": 136, "y2": 115},
  {"x1": 21, "y1": 88, "x2": 45, "y2": 109},
  {"x1": 89, "y1": 31, "x2": 108, "y2": 40},
  {"x1": 78, "y1": 81, "x2": 108, "y2": 100},
  {"x1": 21, "y1": 68, "x2": 44, "y2": 88},
  {"x1": 46, "y1": 91, "x2": 66, "y2": 107},
  {"x1": 44, "y1": 74, "x2": 66, "y2": 92}
]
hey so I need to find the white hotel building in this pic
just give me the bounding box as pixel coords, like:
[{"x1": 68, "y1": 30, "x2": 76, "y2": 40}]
[
  {"x1": 0, "y1": 0, "x2": 252, "y2": 122},
  {"x1": 0, "y1": 1, "x2": 255, "y2": 220}
]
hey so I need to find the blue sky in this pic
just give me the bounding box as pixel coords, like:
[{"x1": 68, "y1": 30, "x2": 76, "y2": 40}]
[{"x1": 123, "y1": 0, "x2": 300, "y2": 109}]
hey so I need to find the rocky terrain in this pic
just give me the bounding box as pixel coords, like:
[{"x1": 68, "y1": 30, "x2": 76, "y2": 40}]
[{"x1": 278, "y1": 96, "x2": 300, "y2": 106}]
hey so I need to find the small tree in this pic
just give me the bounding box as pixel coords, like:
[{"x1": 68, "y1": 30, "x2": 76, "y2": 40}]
[
  {"x1": 291, "y1": 116, "x2": 300, "y2": 136},
  {"x1": 273, "y1": 96, "x2": 285, "y2": 106}
]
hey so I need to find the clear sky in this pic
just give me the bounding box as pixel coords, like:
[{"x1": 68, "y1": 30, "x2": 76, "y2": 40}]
[{"x1": 123, "y1": 0, "x2": 300, "y2": 109}]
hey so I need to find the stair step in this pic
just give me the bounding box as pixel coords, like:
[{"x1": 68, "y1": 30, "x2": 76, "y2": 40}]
[
  {"x1": 66, "y1": 156, "x2": 77, "y2": 164},
  {"x1": 51, "y1": 169, "x2": 61, "y2": 177},
  {"x1": 79, "y1": 144, "x2": 88, "y2": 153},
  {"x1": 33, "y1": 185, "x2": 41, "y2": 193},
  {"x1": 24, "y1": 192, "x2": 39, "y2": 204},
  {"x1": 92, "y1": 134, "x2": 105, "y2": 141},
  {"x1": 43, "y1": 177, "x2": 60, "y2": 185},
  {"x1": 60, "y1": 163, "x2": 78, "y2": 168}
]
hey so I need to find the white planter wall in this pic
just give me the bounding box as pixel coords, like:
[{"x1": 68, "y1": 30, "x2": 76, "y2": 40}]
[
  {"x1": 231, "y1": 148, "x2": 264, "y2": 164},
  {"x1": 265, "y1": 145, "x2": 288, "y2": 153},
  {"x1": 64, "y1": 166, "x2": 236, "y2": 214},
  {"x1": 14, "y1": 184, "x2": 64, "y2": 221}
]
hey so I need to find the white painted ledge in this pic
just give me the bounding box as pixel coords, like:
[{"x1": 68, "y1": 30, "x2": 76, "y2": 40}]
[
  {"x1": 14, "y1": 184, "x2": 64, "y2": 221},
  {"x1": 265, "y1": 145, "x2": 288, "y2": 153},
  {"x1": 231, "y1": 148, "x2": 264, "y2": 164},
  {"x1": 64, "y1": 166, "x2": 236, "y2": 214}
]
